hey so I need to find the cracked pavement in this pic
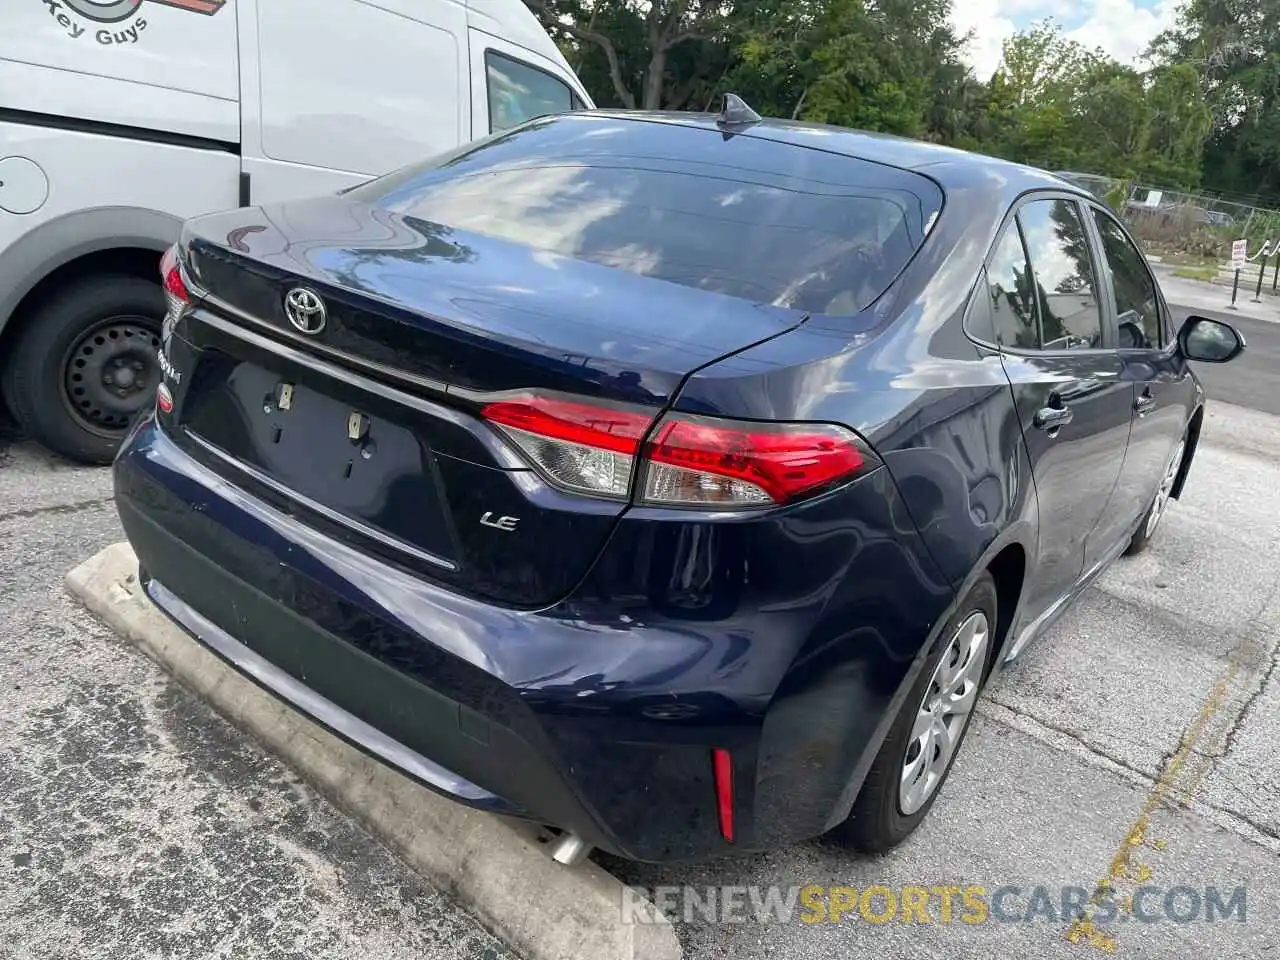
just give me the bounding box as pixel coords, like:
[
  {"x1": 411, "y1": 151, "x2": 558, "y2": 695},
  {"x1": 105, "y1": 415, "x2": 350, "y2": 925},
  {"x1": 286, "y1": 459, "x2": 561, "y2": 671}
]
[{"x1": 0, "y1": 423, "x2": 514, "y2": 960}]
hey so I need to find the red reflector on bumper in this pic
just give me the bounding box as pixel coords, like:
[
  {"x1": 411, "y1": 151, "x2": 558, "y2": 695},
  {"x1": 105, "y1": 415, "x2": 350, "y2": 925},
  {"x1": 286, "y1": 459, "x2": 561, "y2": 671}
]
[{"x1": 712, "y1": 748, "x2": 735, "y2": 843}]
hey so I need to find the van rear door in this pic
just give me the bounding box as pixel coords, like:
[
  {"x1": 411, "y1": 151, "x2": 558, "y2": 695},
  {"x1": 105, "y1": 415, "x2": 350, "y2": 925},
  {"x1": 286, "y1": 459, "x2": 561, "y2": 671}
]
[{"x1": 240, "y1": 0, "x2": 470, "y2": 205}]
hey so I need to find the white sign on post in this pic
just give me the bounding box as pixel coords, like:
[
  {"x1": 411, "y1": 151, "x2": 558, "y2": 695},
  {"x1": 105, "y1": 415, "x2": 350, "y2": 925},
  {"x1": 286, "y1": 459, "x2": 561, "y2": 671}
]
[{"x1": 1231, "y1": 238, "x2": 1248, "y2": 270}]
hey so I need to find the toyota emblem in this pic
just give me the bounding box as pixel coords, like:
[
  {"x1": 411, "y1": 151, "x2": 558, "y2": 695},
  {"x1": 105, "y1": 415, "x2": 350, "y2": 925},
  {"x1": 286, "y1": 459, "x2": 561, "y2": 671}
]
[{"x1": 284, "y1": 287, "x2": 327, "y2": 335}]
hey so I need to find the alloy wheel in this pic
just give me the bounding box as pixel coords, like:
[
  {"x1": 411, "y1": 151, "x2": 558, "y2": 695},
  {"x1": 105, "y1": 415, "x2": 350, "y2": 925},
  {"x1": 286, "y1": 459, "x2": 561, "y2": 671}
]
[
  {"x1": 1145, "y1": 440, "x2": 1186, "y2": 538},
  {"x1": 899, "y1": 610, "x2": 989, "y2": 815}
]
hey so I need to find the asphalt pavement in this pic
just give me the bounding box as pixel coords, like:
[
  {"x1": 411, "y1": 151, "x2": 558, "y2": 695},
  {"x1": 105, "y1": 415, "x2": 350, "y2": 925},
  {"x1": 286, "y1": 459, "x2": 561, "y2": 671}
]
[
  {"x1": 0, "y1": 437, "x2": 513, "y2": 959},
  {"x1": 1183, "y1": 313, "x2": 1280, "y2": 416},
  {"x1": 1158, "y1": 264, "x2": 1280, "y2": 415}
]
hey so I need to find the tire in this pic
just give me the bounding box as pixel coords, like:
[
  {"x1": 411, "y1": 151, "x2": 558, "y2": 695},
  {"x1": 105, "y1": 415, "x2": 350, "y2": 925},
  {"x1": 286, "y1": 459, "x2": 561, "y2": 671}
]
[
  {"x1": 1124, "y1": 435, "x2": 1187, "y2": 557},
  {"x1": 1, "y1": 275, "x2": 164, "y2": 465},
  {"x1": 828, "y1": 572, "x2": 997, "y2": 854}
]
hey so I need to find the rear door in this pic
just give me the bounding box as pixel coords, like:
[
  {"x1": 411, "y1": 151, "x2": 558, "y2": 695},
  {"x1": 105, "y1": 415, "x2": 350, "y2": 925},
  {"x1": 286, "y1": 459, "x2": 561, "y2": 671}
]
[
  {"x1": 242, "y1": 0, "x2": 469, "y2": 205},
  {"x1": 1087, "y1": 205, "x2": 1196, "y2": 532},
  {"x1": 987, "y1": 196, "x2": 1134, "y2": 618},
  {"x1": 466, "y1": 30, "x2": 586, "y2": 140}
]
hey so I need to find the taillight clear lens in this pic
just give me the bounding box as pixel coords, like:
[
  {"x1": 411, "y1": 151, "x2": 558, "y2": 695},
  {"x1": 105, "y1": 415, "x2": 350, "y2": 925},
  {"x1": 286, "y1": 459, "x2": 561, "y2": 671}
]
[
  {"x1": 643, "y1": 416, "x2": 867, "y2": 506},
  {"x1": 481, "y1": 395, "x2": 653, "y2": 499},
  {"x1": 159, "y1": 244, "x2": 190, "y2": 336},
  {"x1": 482, "y1": 392, "x2": 873, "y2": 508}
]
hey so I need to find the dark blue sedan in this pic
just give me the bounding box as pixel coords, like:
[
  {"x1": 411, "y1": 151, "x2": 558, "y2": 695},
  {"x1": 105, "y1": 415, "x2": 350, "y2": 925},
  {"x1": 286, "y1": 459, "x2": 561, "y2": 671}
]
[{"x1": 114, "y1": 100, "x2": 1244, "y2": 863}]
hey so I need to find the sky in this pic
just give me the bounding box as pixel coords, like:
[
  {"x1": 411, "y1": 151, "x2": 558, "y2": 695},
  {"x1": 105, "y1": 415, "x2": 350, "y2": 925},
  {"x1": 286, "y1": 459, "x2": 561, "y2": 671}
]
[{"x1": 950, "y1": 0, "x2": 1184, "y2": 79}]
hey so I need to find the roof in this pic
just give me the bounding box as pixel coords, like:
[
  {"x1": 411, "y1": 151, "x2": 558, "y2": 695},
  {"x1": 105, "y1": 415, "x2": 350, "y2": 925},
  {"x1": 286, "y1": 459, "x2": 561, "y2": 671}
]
[{"x1": 580, "y1": 110, "x2": 1085, "y2": 197}]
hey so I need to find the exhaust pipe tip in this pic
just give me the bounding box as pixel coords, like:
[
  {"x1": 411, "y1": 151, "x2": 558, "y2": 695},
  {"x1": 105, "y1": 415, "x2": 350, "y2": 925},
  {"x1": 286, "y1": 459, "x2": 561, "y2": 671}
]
[{"x1": 547, "y1": 830, "x2": 591, "y2": 866}]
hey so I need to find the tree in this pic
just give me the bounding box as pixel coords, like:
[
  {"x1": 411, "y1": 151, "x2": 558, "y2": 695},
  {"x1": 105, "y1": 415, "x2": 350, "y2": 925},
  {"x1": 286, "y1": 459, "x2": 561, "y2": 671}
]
[
  {"x1": 1149, "y1": 0, "x2": 1280, "y2": 200},
  {"x1": 525, "y1": 0, "x2": 728, "y2": 109},
  {"x1": 517, "y1": 0, "x2": 1239, "y2": 200}
]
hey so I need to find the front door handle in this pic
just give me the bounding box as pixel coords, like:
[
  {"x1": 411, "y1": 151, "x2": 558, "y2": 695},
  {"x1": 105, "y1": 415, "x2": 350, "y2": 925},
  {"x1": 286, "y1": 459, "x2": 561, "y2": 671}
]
[
  {"x1": 1033, "y1": 405, "x2": 1074, "y2": 430},
  {"x1": 1135, "y1": 393, "x2": 1157, "y2": 417}
]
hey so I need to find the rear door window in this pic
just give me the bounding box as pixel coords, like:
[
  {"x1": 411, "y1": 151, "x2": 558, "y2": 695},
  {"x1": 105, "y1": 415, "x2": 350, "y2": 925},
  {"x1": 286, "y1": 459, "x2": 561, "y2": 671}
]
[
  {"x1": 985, "y1": 223, "x2": 1040, "y2": 349},
  {"x1": 486, "y1": 52, "x2": 578, "y2": 133},
  {"x1": 1016, "y1": 199, "x2": 1105, "y2": 350},
  {"x1": 1091, "y1": 209, "x2": 1162, "y2": 349},
  {"x1": 349, "y1": 116, "x2": 945, "y2": 317}
]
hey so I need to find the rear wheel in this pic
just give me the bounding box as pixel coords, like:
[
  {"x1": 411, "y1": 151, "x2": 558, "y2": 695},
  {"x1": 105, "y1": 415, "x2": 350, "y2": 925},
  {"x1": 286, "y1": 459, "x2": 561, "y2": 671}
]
[
  {"x1": 1124, "y1": 436, "x2": 1187, "y2": 556},
  {"x1": 1, "y1": 275, "x2": 163, "y2": 465},
  {"x1": 829, "y1": 572, "x2": 996, "y2": 853}
]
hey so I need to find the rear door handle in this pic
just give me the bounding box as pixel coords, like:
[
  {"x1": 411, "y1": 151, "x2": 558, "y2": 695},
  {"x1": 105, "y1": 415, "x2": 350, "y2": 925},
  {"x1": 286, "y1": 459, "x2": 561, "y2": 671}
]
[
  {"x1": 1135, "y1": 393, "x2": 1157, "y2": 417},
  {"x1": 1033, "y1": 405, "x2": 1073, "y2": 430}
]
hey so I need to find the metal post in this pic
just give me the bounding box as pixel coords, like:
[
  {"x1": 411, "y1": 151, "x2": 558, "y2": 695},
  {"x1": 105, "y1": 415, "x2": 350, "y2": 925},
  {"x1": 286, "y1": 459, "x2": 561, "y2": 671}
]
[
  {"x1": 1273, "y1": 251, "x2": 1279, "y2": 294},
  {"x1": 1252, "y1": 250, "x2": 1267, "y2": 302},
  {"x1": 1229, "y1": 268, "x2": 1241, "y2": 308}
]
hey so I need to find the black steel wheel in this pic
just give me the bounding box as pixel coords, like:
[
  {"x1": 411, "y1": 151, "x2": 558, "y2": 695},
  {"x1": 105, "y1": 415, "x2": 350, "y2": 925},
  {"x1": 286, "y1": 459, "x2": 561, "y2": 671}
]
[
  {"x1": 59, "y1": 318, "x2": 162, "y2": 436},
  {"x1": 2, "y1": 274, "x2": 165, "y2": 465}
]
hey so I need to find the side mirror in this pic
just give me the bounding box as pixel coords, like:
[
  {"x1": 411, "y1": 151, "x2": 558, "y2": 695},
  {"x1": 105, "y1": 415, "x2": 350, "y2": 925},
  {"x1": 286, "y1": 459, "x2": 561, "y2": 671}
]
[{"x1": 1179, "y1": 315, "x2": 1245, "y2": 363}]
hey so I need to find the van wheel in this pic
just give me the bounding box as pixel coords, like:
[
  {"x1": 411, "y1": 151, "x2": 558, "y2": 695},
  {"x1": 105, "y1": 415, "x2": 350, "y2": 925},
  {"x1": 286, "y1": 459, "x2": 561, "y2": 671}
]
[
  {"x1": 1, "y1": 275, "x2": 164, "y2": 465},
  {"x1": 827, "y1": 572, "x2": 996, "y2": 853}
]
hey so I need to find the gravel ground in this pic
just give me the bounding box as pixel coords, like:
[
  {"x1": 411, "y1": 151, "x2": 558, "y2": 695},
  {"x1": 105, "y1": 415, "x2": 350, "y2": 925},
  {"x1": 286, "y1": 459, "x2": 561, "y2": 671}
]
[{"x1": 0, "y1": 432, "x2": 513, "y2": 960}]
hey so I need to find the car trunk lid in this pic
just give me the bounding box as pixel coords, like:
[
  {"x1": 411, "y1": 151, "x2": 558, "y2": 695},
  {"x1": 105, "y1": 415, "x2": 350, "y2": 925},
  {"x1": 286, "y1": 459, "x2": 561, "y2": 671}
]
[{"x1": 164, "y1": 198, "x2": 806, "y2": 607}]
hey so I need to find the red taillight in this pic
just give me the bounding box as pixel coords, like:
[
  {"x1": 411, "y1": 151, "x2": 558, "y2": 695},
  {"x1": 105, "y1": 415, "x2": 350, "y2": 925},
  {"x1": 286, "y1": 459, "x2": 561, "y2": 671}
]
[
  {"x1": 481, "y1": 395, "x2": 653, "y2": 499},
  {"x1": 481, "y1": 393, "x2": 872, "y2": 507},
  {"x1": 156, "y1": 383, "x2": 174, "y2": 414},
  {"x1": 159, "y1": 243, "x2": 190, "y2": 339},
  {"x1": 160, "y1": 244, "x2": 189, "y2": 304},
  {"x1": 646, "y1": 416, "x2": 866, "y2": 506},
  {"x1": 712, "y1": 748, "x2": 735, "y2": 843}
]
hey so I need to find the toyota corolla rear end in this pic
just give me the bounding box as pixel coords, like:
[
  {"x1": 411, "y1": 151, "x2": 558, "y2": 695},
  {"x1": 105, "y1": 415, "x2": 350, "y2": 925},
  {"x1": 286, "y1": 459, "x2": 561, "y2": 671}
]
[{"x1": 114, "y1": 112, "x2": 953, "y2": 861}]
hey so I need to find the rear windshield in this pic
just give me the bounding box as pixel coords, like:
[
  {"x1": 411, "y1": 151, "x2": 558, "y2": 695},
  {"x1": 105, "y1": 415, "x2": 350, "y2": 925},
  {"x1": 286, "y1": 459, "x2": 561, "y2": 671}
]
[{"x1": 348, "y1": 116, "x2": 943, "y2": 316}]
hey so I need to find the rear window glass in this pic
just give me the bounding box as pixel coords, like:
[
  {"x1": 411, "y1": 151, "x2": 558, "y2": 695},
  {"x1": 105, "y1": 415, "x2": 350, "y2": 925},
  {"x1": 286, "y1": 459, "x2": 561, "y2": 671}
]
[{"x1": 348, "y1": 116, "x2": 943, "y2": 316}]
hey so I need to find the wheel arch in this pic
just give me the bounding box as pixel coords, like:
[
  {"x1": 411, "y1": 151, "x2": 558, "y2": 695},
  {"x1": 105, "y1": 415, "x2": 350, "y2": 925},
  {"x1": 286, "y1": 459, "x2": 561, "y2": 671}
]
[
  {"x1": 0, "y1": 206, "x2": 179, "y2": 342},
  {"x1": 1170, "y1": 403, "x2": 1203, "y2": 500},
  {"x1": 983, "y1": 539, "x2": 1028, "y2": 671}
]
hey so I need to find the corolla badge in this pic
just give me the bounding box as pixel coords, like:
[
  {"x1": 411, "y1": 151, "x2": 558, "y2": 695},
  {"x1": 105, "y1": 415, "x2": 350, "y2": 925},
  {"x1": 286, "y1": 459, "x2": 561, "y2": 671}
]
[{"x1": 284, "y1": 287, "x2": 327, "y2": 335}]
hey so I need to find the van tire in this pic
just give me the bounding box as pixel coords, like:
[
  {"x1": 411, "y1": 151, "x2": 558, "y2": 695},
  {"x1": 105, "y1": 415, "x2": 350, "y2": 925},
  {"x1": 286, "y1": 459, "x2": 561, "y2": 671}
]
[{"x1": 1, "y1": 275, "x2": 164, "y2": 465}]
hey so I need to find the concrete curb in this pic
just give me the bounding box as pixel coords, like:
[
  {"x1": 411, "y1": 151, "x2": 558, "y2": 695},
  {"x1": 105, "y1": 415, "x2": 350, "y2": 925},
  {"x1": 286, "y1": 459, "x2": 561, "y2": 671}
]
[{"x1": 66, "y1": 542, "x2": 683, "y2": 960}]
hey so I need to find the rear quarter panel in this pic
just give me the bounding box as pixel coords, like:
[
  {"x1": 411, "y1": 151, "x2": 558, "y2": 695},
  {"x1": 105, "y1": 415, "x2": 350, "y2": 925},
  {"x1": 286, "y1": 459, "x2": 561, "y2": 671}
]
[
  {"x1": 658, "y1": 170, "x2": 1041, "y2": 833},
  {"x1": 672, "y1": 168, "x2": 1039, "y2": 600}
]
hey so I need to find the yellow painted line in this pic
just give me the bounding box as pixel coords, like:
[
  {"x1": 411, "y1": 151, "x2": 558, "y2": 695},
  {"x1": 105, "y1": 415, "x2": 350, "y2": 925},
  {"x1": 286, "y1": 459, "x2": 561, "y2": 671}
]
[{"x1": 1064, "y1": 662, "x2": 1241, "y2": 953}]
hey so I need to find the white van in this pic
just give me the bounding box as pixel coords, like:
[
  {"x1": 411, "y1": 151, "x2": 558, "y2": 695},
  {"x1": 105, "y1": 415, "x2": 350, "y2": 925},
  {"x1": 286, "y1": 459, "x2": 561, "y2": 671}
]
[{"x1": 0, "y1": 0, "x2": 592, "y2": 463}]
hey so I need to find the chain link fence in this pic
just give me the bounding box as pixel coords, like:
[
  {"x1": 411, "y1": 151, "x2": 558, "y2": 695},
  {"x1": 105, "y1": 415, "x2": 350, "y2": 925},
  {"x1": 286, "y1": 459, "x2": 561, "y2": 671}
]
[{"x1": 1054, "y1": 171, "x2": 1280, "y2": 258}]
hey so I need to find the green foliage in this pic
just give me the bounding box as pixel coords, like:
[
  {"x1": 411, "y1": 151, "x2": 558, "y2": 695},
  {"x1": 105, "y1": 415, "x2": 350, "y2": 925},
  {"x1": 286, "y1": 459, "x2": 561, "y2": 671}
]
[
  {"x1": 1148, "y1": 0, "x2": 1280, "y2": 201},
  {"x1": 1105, "y1": 180, "x2": 1131, "y2": 216},
  {"x1": 522, "y1": 0, "x2": 1278, "y2": 207}
]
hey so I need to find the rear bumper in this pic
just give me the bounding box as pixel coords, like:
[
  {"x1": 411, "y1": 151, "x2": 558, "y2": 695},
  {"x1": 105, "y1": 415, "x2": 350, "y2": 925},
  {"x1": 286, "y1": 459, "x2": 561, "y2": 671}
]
[{"x1": 115, "y1": 414, "x2": 953, "y2": 861}]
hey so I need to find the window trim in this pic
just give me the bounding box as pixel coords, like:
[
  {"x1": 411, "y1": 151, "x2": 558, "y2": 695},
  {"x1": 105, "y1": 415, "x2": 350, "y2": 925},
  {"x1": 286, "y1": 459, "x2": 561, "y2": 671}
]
[
  {"x1": 973, "y1": 214, "x2": 1042, "y2": 352},
  {"x1": 967, "y1": 190, "x2": 1115, "y2": 357},
  {"x1": 483, "y1": 49, "x2": 581, "y2": 135},
  {"x1": 1085, "y1": 201, "x2": 1177, "y2": 357}
]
